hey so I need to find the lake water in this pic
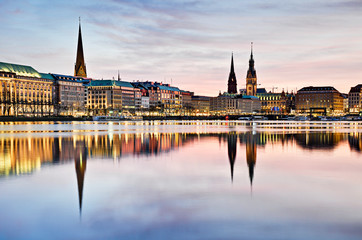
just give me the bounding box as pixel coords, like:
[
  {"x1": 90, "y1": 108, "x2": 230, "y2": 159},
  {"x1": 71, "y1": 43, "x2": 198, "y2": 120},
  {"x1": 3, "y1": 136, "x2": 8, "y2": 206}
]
[{"x1": 0, "y1": 121, "x2": 362, "y2": 240}]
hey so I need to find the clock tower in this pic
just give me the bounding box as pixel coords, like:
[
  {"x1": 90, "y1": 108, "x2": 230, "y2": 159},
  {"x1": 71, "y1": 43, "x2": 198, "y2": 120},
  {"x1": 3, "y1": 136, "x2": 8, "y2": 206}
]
[{"x1": 246, "y1": 42, "x2": 257, "y2": 96}]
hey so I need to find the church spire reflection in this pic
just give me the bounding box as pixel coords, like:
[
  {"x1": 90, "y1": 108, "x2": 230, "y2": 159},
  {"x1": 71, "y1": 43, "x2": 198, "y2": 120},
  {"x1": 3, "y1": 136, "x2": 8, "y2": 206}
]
[
  {"x1": 75, "y1": 140, "x2": 87, "y2": 215},
  {"x1": 227, "y1": 132, "x2": 237, "y2": 182},
  {"x1": 245, "y1": 132, "x2": 257, "y2": 189}
]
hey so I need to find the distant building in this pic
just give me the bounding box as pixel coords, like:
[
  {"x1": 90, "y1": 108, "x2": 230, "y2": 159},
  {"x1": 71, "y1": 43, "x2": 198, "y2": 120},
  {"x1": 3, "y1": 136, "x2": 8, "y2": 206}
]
[
  {"x1": 181, "y1": 90, "x2": 193, "y2": 108},
  {"x1": 227, "y1": 53, "x2": 237, "y2": 94},
  {"x1": 341, "y1": 93, "x2": 349, "y2": 113},
  {"x1": 210, "y1": 93, "x2": 260, "y2": 115},
  {"x1": 51, "y1": 74, "x2": 86, "y2": 116},
  {"x1": 133, "y1": 81, "x2": 182, "y2": 115},
  {"x1": 0, "y1": 62, "x2": 54, "y2": 116},
  {"x1": 246, "y1": 43, "x2": 257, "y2": 96},
  {"x1": 237, "y1": 95, "x2": 261, "y2": 114},
  {"x1": 257, "y1": 90, "x2": 295, "y2": 114},
  {"x1": 87, "y1": 80, "x2": 141, "y2": 116},
  {"x1": 191, "y1": 95, "x2": 210, "y2": 115},
  {"x1": 348, "y1": 84, "x2": 362, "y2": 114},
  {"x1": 141, "y1": 96, "x2": 150, "y2": 109},
  {"x1": 295, "y1": 86, "x2": 344, "y2": 115}
]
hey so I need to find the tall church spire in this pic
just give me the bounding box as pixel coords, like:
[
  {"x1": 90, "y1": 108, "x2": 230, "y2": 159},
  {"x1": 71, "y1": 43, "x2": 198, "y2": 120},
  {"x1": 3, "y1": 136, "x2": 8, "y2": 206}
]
[
  {"x1": 227, "y1": 53, "x2": 237, "y2": 94},
  {"x1": 75, "y1": 18, "x2": 87, "y2": 77},
  {"x1": 246, "y1": 42, "x2": 257, "y2": 96}
]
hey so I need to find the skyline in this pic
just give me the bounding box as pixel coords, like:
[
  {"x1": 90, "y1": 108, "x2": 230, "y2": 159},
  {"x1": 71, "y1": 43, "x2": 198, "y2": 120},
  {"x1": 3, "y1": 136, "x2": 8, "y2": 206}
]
[{"x1": 1, "y1": 0, "x2": 362, "y2": 95}]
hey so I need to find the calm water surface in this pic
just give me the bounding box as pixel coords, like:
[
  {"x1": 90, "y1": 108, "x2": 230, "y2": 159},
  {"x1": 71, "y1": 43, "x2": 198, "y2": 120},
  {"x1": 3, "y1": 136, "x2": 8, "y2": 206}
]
[{"x1": 0, "y1": 121, "x2": 362, "y2": 240}]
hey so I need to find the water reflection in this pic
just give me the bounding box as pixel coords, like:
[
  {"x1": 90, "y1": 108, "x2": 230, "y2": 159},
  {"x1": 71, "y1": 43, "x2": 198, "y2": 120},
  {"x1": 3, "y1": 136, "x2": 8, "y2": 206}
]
[
  {"x1": 74, "y1": 140, "x2": 87, "y2": 214},
  {"x1": 1, "y1": 131, "x2": 362, "y2": 217},
  {"x1": 227, "y1": 133, "x2": 237, "y2": 182},
  {"x1": 1, "y1": 132, "x2": 362, "y2": 178},
  {"x1": 349, "y1": 133, "x2": 362, "y2": 152}
]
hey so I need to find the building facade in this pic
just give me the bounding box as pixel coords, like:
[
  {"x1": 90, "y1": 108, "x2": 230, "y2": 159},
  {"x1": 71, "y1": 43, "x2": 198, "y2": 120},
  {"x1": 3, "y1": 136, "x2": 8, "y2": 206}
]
[
  {"x1": 348, "y1": 84, "x2": 362, "y2": 114},
  {"x1": 296, "y1": 86, "x2": 344, "y2": 115},
  {"x1": 87, "y1": 80, "x2": 141, "y2": 116},
  {"x1": 257, "y1": 90, "x2": 295, "y2": 114},
  {"x1": 191, "y1": 96, "x2": 210, "y2": 115},
  {"x1": 0, "y1": 62, "x2": 53, "y2": 116},
  {"x1": 210, "y1": 93, "x2": 260, "y2": 115},
  {"x1": 52, "y1": 74, "x2": 86, "y2": 116}
]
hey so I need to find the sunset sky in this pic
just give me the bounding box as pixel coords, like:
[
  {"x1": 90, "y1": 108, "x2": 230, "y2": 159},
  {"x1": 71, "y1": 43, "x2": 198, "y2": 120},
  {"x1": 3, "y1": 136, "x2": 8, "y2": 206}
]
[{"x1": 0, "y1": 0, "x2": 361, "y2": 96}]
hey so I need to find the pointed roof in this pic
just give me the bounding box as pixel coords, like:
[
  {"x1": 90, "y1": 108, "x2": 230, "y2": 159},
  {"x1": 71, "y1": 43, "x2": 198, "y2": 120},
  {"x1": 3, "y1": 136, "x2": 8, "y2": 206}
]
[
  {"x1": 247, "y1": 42, "x2": 256, "y2": 79},
  {"x1": 227, "y1": 53, "x2": 237, "y2": 94},
  {"x1": 75, "y1": 18, "x2": 87, "y2": 77},
  {"x1": 230, "y1": 52, "x2": 235, "y2": 72}
]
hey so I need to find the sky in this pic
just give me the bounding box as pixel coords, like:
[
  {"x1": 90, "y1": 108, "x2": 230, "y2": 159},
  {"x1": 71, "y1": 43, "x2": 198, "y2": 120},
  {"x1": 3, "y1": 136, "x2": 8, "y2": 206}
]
[{"x1": 0, "y1": 0, "x2": 361, "y2": 96}]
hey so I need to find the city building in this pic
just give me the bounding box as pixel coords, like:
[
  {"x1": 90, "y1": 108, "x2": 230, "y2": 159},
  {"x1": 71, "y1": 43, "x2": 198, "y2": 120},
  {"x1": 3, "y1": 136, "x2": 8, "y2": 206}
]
[
  {"x1": 181, "y1": 90, "x2": 193, "y2": 108},
  {"x1": 227, "y1": 53, "x2": 237, "y2": 94},
  {"x1": 210, "y1": 93, "x2": 260, "y2": 115},
  {"x1": 74, "y1": 20, "x2": 87, "y2": 78},
  {"x1": 133, "y1": 81, "x2": 182, "y2": 115},
  {"x1": 87, "y1": 80, "x2": 141, "y2": 116},
  {"x1": 246, "y1": 43, "x2": 257, "y2": 96},
  {"x1": 295, "y1": 86, "x2": 344, "y2": 115},
  {"x1": 348, "y1": 84, "x2": 362, "y2": 114},
  {"x1": 0, "y1": 62, "x2": 54, "y2": 116},
  {"x1": 52, "y1": 74, "x2": 86, "y2": 116},
  {"x1": 237, "y1": 95, "x2": 261, "y2": 114},
  {"x1": 257, "y1": 90, "x2": 295, "y2": 114},
  {"x1": 341, "y1": 93, "x2": 349, "y2": 113},
  {"x1": 191, "y1": 96, "x2": 210, "y2": 115}
]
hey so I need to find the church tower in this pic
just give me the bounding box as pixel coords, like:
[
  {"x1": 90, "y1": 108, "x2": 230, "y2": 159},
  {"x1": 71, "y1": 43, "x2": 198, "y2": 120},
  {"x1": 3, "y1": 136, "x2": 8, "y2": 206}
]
[
  {"x1": 227, "y1": 53, "x2": 237, "y2": 94},
  {"x1": 74, "y1": 18, "x2": 87, "y2": 78},
  {"x1": 246, "y1": 42, "x2": 257, "y2": 96}
]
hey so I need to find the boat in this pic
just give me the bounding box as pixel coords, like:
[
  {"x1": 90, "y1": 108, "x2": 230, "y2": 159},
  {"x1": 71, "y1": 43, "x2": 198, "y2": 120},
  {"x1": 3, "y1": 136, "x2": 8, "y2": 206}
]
[
  {"x1": 93, "y1": 115, "x2": 143, "y2": 121},
  {"x1": 238, "y1": 116, "x2": 252, "y2": 120},
  {"x1": 92, "y1": 116, "x2": 126, "y2": 121}
]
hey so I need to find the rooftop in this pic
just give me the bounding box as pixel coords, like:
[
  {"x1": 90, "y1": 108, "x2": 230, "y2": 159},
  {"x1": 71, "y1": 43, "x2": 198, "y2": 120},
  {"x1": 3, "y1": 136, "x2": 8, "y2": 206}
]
[
  {"x1": 349, "y1": 84, "x2": 362, "y2": 93},
  {"x1": 298, "y1": 86, "x2": 338, "y2": 92},
  {"x1": 0, "y1": 61, "x2": 42, "y2": 78},
  {"x1": 52, "y1": 74, "x2": 83, "y2": 82},
  {"x1": 89, "y1": 80, "x2": 135, "y2": 88}
]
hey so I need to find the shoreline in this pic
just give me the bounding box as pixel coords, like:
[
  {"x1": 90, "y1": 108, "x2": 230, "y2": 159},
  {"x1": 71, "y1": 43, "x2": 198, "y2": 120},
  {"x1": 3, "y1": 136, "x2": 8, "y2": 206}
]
[{"x1": 0, "y1": 114, "x2": 361, "y2": 122}]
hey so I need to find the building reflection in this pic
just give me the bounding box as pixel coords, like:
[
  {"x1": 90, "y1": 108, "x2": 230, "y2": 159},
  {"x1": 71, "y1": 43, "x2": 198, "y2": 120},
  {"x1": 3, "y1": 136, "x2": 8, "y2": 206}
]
[
  {"x1": 293, "y1": 132, "x2": 346, "y2": 150},
  {"x1": 348, "y1": 133, "x2": 362, "y2": 152},
  {"x1": 227, "y1": 132, "x2": 237, "y2": 182},
  {"x1": 1, "y1": 131, "x2": 361, "y2": 202},
  {"x1": 74, "y1": 140, "x2": 87, "y2": 214},
  {"x1": 245, "y1": 133, "x2": 256, "y2": 188},
  {"x1": 226, "y1": 132, "x2": 257, "y2": 189}
]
